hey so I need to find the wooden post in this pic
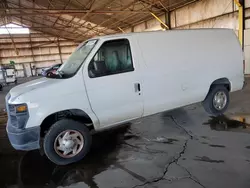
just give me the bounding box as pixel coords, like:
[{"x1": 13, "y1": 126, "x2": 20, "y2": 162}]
[
  {"x1": 22, "y1": 64, "x2": 27, "y2": 77},
  {"x1": 57, "y1": 37, "x2": 63, "y2": 64},
  {"x1": 131, "y1": 26, "x2": 134, "y2": 33},
  {"x1": 29, "y1": 33, "x2": 34, "y2": 76}
]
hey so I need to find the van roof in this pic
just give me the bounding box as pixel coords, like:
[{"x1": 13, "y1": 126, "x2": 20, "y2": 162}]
[{"x1": 91, "y1": 28, "x2": 233, "y2": 40}]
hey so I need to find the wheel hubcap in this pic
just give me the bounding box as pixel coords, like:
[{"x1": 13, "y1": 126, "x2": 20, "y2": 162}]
[
  {"x1": 54, "y1": 130, "x2": 84, "y2": 158},
  {"x1": 213, "y1": 91, "x2": 227, "y2": 110}
]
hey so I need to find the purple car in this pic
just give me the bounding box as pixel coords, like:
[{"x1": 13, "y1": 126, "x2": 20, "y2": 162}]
[{"x1": 41, "y1": 64, "x2": 62, "y2": 77}]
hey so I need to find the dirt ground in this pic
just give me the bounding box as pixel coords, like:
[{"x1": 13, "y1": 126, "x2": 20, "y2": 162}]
[{"x1": 0, "y1": 77, "x2": 250, "y2": 188}]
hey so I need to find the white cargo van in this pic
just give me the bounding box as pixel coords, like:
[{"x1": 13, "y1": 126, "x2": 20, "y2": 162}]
[{"x1": 6, "y1": 29, "x2": 244, "y2": 165}]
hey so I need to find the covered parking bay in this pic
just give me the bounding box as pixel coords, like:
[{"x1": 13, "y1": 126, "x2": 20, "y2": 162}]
[{"x1": 0, "y1": 0, "x2": 250, "y2": 187}]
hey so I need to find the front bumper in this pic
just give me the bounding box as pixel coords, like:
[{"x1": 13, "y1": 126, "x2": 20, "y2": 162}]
[{"x1": 6, "y1": 121, "x2": 40, "y2": 151}]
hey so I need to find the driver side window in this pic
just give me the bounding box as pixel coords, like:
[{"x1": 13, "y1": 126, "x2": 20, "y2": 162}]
[{"x1": 88, "y1": 39, "x2": 134, "y2": 78}]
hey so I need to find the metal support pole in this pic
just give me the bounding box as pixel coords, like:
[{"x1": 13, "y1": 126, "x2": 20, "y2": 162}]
[
  {"x1": 165, "y1": 11, "x2": 171, "y2": 29},
  {"x1": 234, "y1": 0, "x2": 244, "y2": 48},
  {"x1": 150, "y1": 12, "x2": 169, "y2": 29},
  {"x1": 242, "y1": 0, "x2": 245, "y2": 46}
]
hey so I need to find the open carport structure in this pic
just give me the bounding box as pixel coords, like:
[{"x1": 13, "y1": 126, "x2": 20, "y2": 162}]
[
  {"x1": 0, "y1": 0, "x2": 249, "y2": 76},
  {"x1": 0, "y1": 1, "x2": 250, "y2": 188}
]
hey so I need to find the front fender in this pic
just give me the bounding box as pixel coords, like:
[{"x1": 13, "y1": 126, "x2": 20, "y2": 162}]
[{"x1": 25, "y1": 93, "x2": 100, "y2": 129}]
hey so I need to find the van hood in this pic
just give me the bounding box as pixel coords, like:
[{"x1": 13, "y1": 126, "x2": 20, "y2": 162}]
[{"x1": 9, "y1": 77, "x2": 62, "y2": 99}]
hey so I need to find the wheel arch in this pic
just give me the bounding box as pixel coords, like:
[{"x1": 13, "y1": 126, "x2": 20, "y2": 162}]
[
  {"x1": 40, "y1": 109, "x2": 95, "y2": 137},
  {"x1": 210, "y1": 78, "x2": 231, "y2": 91},
  {"x1": 204, "y1": 77, "x2": 231, "y2": 101}
]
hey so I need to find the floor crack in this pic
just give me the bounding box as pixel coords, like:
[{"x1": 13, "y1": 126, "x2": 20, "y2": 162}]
[
  {"x1": 169, "y1": 115, "x2": 206, "y2": 188},
  {"x1": 169, "y1": 115, "x2": 193, "y2": 139},
  {"x1": 131, "y1": 139, "x2": 189, "y2": 188},
  {"x1": 176, "y1": 163, "x2": 206, "y2": 188},
  {"x1": 131, "y1": 114, "x2": 198, "y2": 188}
]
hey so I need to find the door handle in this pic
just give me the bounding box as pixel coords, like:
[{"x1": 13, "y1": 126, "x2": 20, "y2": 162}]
[{"x1": 134, "y1": 83, "x2": 141, "y2": 92}]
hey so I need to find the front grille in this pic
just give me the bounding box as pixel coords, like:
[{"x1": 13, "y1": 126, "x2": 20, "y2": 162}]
[
  {"x1": 5, "y1": 94, "x2": 29, "y2": 129},
  {"x1": 10, "y1": 115, "x2": 18, "y2": 127},
  {"x1": 5, "y1": 94, "x2": 11, "y2": 118},
  {"x1": 7, "y1": 104, "x2": 18, "y2": 127},
  {"x1": 8, "y1": 104, "x2": 15, "y2": 113}
]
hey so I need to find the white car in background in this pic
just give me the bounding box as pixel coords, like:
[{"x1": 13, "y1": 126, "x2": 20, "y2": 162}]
[{"x1": 41, "y1": 63, "x2": 62, "y2": 77}]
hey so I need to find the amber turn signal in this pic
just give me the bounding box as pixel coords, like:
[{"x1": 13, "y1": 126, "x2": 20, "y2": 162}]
[{"x1": 16, "y1": 105, "x2": 27, "y2": 113}]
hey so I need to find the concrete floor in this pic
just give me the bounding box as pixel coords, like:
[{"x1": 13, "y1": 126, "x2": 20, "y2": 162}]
[{"x1": 0, "y1": 77, "x2": 250, "y2": 188}]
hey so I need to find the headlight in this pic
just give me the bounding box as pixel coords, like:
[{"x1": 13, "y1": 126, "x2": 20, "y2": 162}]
[
  {"x1": 16, "y1": 104, "x2": 28, "y2": 113},
  {"x1": 8, "y1": 104, "x2": 29, "y2": 129}
]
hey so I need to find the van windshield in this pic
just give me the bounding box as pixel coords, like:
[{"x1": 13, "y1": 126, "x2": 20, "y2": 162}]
[{"x1": 57, "y1": 40, "x2": 97, "y2": 78}]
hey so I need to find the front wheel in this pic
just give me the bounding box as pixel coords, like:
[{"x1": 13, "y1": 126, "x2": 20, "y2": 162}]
[
  {"x1": 203, "y1": 85, "x2": 229, "y2": 116},
  {"x1": 43, "y1": 119, "x2": 92, "y2": 165}
]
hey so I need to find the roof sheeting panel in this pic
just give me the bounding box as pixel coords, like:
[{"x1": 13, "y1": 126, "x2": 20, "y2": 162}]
[{"x1": 1, "y1": 0, "x2": 199, "y2": 41}]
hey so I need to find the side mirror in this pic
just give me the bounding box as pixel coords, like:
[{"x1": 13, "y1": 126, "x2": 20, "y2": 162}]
[{"x1": 89, "y1": 61, "x2": 107, "y2": 78}]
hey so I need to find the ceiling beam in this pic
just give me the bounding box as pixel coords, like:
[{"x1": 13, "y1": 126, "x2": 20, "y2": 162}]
[
  {"x1": 77, "y1": 0, "x2": 96, "y2": 24},
  {"x1": 1, "y1": 10, "x2": 157, "y2": 16},
  {"x1": 1, "y1": 18, "x2": 19, "y2": 55},
  {"x1": 13, "y1": 16, "x2": 77, "y2": 40},
  {"x1": 12, "y1": 15, "x2": 108, "y2": 40},
  {"x1": 1, "y1": 26, "x2": 100, "y2": 29},
  {"x1": 120, "y1": 0, "x2": 202, "y2": 31},
  {"x1": 88, "y1": 3, "x2": 153, "y2": 38},
  {"x1": 51, "y1": 0, "x2": 72, "y2": 27},
  {"x1": 71, "y1": 0, "x2": 118, "y2": 35},
  {"x1": 75, "y1": 0, "x2": 141, "y2": 38},
  {"x1": 47, "y1": 0, "x2": 55, "y2": 9},
  {"x1": 7, "y1": 1, "x2": 110, "y2": 36},
  {"x1": 9, "y1": 6, "x2": 110, "y2": 36},
  {"x1": 138, "y1": 0, "x2": 165, "y2": 11},
  {"x1": 167, "y1": 0, "x2": 201, "y2": 10}
]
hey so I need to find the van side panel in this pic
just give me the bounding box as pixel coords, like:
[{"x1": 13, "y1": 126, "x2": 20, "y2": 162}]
[{"x1": 135, "y1": 29, "x2": 244, "y2": 116}]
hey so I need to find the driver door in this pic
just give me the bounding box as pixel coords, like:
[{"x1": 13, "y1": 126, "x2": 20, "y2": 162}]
[{"x1": 84, "y1": 38, "x2": 143, "y2": 128}]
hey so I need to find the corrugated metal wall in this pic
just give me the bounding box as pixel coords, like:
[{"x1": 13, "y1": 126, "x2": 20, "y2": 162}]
[
  {"x1": 0, "y1": 30, "x2": 78, "y2": 77},
  {"x1": 125, "y1": 0, "x2": 250, "y2": 74},
  {"x1": 125, "y1": 0, "x2": 250, "y2": 32}
]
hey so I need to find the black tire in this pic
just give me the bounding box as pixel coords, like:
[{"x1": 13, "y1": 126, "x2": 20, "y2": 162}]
[
  {"x1": 203, "y1": 85, "x2": 229, "y2": 116},
  {"x1": 47, "y1": 72, "x2": 52, "y2": 77},
  {"x1": 0, "y1": 84, "x2": 2, "y2": 91},
  {"x1": 43, "y1": 119, "x2": 92, "y2": 165}
]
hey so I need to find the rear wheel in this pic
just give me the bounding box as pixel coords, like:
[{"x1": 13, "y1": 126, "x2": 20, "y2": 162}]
[
  {"x1": 203, "y1": 85, "x2": 229, "y2": 116},
  {"x1": 43, "y1": 119, "x2": 92, "y2": 165}
]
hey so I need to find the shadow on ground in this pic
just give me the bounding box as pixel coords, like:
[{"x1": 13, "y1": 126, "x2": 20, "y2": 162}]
[{"x1": 0, "y1": 124, "x2": 133, "y2": 188}]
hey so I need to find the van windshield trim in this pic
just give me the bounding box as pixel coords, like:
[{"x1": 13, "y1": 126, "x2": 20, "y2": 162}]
[{"x1": 51, "y1": 39, "x2": 98, "y2": 79}]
